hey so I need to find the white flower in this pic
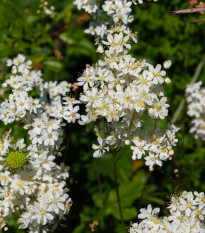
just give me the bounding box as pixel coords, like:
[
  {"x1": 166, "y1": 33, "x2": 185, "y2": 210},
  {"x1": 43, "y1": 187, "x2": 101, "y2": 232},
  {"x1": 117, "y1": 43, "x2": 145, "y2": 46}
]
[
  {"x1": 47, "y1": 191, "x2": 68, "y2": 214},
  {"x1": 42, "y1": 130, "x2": 59, "y2": 146},
  {"x1": 31, "y1": 203, "x2": 54, "y2": 225},
  {"x1": 64, "y1": 105, "x2": 80, "y2": 123},
  {"x1": 131, "y1": 137, "x2": 148, "y2": 159},
  {"x1": 32, "y1": 153, "x2": 56, "y2": 171},
  {"x1": 0, "y1": 171, "x2": 11, "y2": 186},
  {"x1": 92, "y1": 137, "x2": 109, "y2": 158},
  {"x1": 131, "y1": 191, "x2": 205, "y2": 233},
  {"x1": 138, "y1": 204, "x2": 154, "y2": 219}
]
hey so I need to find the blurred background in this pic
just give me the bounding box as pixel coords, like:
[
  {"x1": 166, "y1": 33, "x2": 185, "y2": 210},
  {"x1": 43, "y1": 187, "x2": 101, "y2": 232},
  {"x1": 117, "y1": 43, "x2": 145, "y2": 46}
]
[{"x1": 0, "y1": 0, "x2": 205, "y2": 232}]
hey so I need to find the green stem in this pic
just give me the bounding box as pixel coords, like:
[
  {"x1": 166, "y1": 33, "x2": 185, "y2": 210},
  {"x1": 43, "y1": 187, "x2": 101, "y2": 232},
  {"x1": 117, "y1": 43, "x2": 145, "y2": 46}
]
[
  {"x1": 115, "y1": 146, "x2": 126, "y2": 163},
  {"x1": 126, "y1": 110, "x2": 136, "y2": 139},
  {"x1": 102, "y1": 117, "x2": 106, "y2": 137},
  {"x1": 138, "y1": 172, "x2": 151, "y2": 213},
  {"x1": 95, "y1": 159, "x2": 104, "y2": 205},
  {"x1": 113, "y1": 152, "x2": 126, "y2": 233},
  {"x1": 115, "y1": 110, "x2": 136, "y2": 161}
]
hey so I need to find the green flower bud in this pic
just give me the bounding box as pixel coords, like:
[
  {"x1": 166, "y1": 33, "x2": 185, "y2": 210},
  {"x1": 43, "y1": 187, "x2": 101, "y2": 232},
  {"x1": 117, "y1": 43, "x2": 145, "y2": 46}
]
[{"x1": 6, "y1": 151, "x2": 27, "y2": 169}]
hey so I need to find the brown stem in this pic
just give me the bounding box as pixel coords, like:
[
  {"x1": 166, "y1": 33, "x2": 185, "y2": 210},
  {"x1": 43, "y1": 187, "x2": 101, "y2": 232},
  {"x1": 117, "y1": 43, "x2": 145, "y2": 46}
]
[
  {"x1": 171, "y1": 7, "x2": 205, "y2": 14},
  {"x1": 49, "y1": 12, "x2": 89, "y2": 37}
]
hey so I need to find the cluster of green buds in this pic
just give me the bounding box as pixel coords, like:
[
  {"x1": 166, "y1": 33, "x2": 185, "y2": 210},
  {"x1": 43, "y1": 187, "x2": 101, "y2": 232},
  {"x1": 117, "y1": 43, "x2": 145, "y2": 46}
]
[{"x1": 6, "y1": 151, "x2": 27, "y2": 169}]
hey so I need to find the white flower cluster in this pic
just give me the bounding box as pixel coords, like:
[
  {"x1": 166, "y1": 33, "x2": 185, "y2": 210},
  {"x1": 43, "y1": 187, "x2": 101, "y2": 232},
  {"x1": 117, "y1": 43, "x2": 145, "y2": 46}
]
[
  {"x1": 186, "y1": 81, "x2": 205, "y2": 141},
  {"x1": 74, "y1": 21, "x2": 178, "y2": 169},
  {"x1": 0, "y1": 133, "x2": 71, "y2": 232},
  {"x1": 0, "y1": 54, "x2": 79, "y2": 232},
  {"x1": 1, "y1": 54, "x2": 80, "y2": 126},
  {"x1": 130, "y1": 191, "x2": 205, "y2": 233},
  {"x1": 74, "y1": 0, "x2": 157, "y2": 44}
]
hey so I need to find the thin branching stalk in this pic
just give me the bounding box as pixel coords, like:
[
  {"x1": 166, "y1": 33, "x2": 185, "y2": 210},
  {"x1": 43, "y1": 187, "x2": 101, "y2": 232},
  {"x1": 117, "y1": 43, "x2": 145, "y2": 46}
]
[
  {"x1": 112, "y1": 151, "x2": 126, "y2": 233},
  {"x1": 95, "y1": 159, "x2": 104, "y2": 205},
  {"x1": 115, "y1": 146, "x2": 126, "y2": 163},
  {"x1": 138, "y1": 172, "x2": 151, "y2": 213},
  {"x1": 126, "y1": 110, "x2": 136, "y2": 139}
]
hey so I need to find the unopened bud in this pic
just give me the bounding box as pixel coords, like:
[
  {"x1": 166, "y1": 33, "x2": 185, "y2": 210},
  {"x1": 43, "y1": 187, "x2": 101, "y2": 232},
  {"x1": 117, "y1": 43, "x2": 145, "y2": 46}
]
[
  {"x1": 2, "y1": 83, "x2": 7, "y2": 88},
  {"x1": 169, "y1": 150, "x2": 174, "y2": 156},
  {"x1": 148, "y1": 108, "x2": 155, "y2": 117},
  {"x1": 165, "y1": 78, "x2": 171, "y2": 84},
  {"x1": 163, "y1": 60, "x2": 172, "y2": 69},
  {"x1": 167, "y1": 145, "x2": 172, "y2": 150},
  {"x1": 132, "y1": 155, "x2": 136, "y2": 160},
  {"x1": 97, "y1": 45, "x2": 104, "y2": 53},
  {"x1": 125, "y1": 139, "x2": 130, "y2": 145}
]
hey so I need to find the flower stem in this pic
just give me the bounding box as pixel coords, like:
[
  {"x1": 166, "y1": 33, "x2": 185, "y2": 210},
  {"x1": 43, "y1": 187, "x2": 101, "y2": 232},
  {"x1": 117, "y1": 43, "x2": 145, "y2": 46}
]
[
  {"x1": 112, "y1": 152, "x2": 126, "y2": 233},
  {"x1": 95, "y1": 159, "x2": 104, "y2": 205},
  {"x1": 138, "y1": 171, "x2": 151, "y2": 213}
]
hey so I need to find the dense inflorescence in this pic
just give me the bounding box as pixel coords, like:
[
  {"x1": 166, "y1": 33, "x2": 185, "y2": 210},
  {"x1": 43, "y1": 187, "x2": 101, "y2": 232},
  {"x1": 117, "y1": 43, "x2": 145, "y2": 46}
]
[
  {"x1": 186, "y1": 81, "x2": 205, "y2": 141},
  {"x1": 72, "y1": 0, "x2": 178, "y2": 170},
  {"x1": 74, "y1": 0, "x2": 157, "y2": 44},
  {"x1": 0, "y1": 54, "x2": 80, "y2": 232},
  {"x1": 130, "y1": 191, "x2": 205, "y2": 232}
]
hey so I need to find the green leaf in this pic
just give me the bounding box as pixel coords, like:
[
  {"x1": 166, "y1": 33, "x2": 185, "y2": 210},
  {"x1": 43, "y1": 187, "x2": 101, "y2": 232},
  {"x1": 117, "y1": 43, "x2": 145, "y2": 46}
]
[
  {"x1": 44, "y1": 60, "x2": 63, "y2": 72},
  {"x1": 107, "y1": 181, "x2": 144, "y2": 208},
  {"x1": 111, "y1": 205, "x2": 137, "y2": 221},
  {"x1": 72, "y1": 224, "x2": 85, "y2": 233},
  {"x1": 92, "y1": 192, "x2": 104, "y2": 208},
  {"x1": 59, "y1": 33, "x2": 74, "y2": 44},
  {"x1": 143, "y1": 194, "x2": 165, "y2": 206}
]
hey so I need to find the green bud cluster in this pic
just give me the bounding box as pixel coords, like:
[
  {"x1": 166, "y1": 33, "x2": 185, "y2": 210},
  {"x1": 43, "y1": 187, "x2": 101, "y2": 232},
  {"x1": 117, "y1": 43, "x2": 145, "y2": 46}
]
[{"x1": 6, "y1": 151, "x2": 27, "y2": 169}]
